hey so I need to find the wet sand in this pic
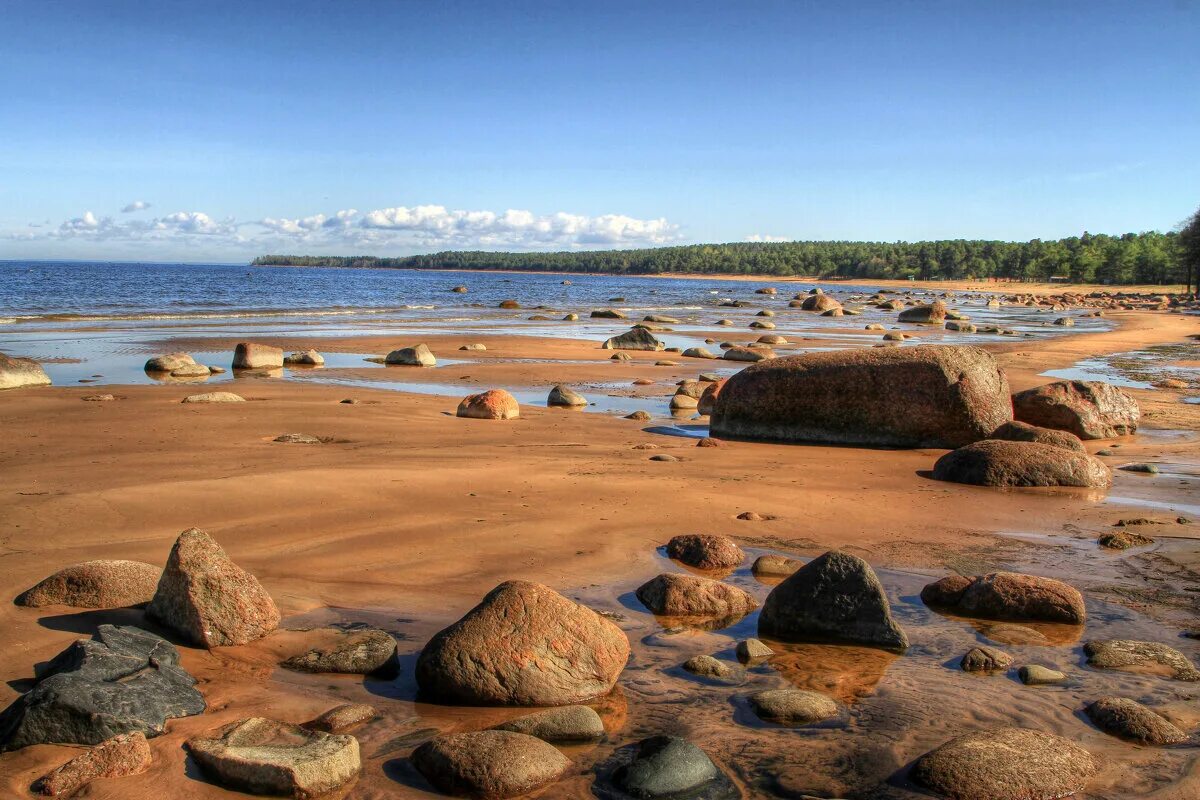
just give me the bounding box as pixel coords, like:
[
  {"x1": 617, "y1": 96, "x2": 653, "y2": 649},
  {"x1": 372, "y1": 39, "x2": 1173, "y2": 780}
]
[{"x1": 1, "y1": 301, "x2": 1199, "y2": 798}]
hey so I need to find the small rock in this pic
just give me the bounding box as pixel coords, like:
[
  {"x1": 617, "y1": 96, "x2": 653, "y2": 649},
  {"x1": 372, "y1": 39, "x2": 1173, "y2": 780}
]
[
  {"x1": 735, "y1": 638, "x2": 774, "y2": 663},
  {"x1": 1019, "y1": 664, "x2": 1066, "y2": 685},
  {"x1": 81, "y1": 393, "x2": 116, "y2": 401},
  {"x1": 625, "y1": 410, "x2": 652, "y2": 421},
  {"x1": 273, "y1": 433, "x2": 321, "y2": 444},
  {"x1": 748, "y1": 689, "x2": 839, "y2": 725},
  {"x1": 283, "y1": 349, "x2": 324, "y2": 366},
  {"x1": 665, "y1": 534, "x2": 745, "y2": 570},
  {"x1": 635, "y1": 573, "x2": 757, "y2": 621},
  {"x1": 1086, "y1": 697, "x2": 1187, "y2": 745},
  {"x1": 737, "y1": 511, "x2": 770, "y2": 522},
  {"x1": 181, "y1": 391, "x2": 244, "y2": 403},
  {"x1": 459, "y1": 343, "x2": 487, "y2": 351},
  {"x1": 281, "y1": 627, "x2": 398, "y2": 674},
  {"x1": 144, "y1": 353, "x2": 195, "y2": 372},
  {"x1": 302, "y1": 703, "x2": 377, "y2": 733},
  {"x1": 33, "y1": 732, "x2": 152, "y2": 796},
  {"x1": 649, "y1": 454, "x2": 681, "y2": 462},
  {"x1": 1119, "y1": 462, "x2": 1160, "y2": 474},
  {"x1": 682, "y1": 655, "x2": 745, "y2": 684},
  {"x1": 412, "y1": 730, "x2": 569, "y2": 799},
  {"x1": 493, "y1": 705, "x2": 605, "y2": 743},
  {"x1": 961, "y1": 646, "x2": 1014, "y2": 673}
]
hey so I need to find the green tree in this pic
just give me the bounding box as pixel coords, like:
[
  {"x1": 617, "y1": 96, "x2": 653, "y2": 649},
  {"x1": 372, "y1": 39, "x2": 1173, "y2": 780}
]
[{"x1": 1179, "y1": 205, "x2": 1200, "y2": 295}]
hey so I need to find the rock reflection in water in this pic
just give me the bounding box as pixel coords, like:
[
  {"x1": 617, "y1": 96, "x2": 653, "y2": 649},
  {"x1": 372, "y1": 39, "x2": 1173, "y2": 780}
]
[{"x1": 760, "y1": 640, "x2": 899, "y2": 704}]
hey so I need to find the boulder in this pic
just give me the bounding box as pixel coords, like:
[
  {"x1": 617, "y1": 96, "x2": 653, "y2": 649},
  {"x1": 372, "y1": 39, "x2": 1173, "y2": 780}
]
[
  {"x1": 607, "y1": 736, "x2": 737, "y2": 800},
  {"x1": 751, "y1": 555, "x2": 801, "y2": 577},
  {"x1": 548, "y1": 384, "x2": 587, "y2": 406},
  {"x1": 416, "y1": 580, "x2": 629, "y2": 705},
  {"x1": 457, "y1": 389, "x2": 520, "y2": 420},
  {"x1": 748, "y1": 689, "x2": 839, "y2": 725},
  {"x1": 493, "y1": 705, "x2": 605, "y2": 743},
  {"x1": 683, "y1": 347, "x2": 717, "y2": 359},
  {"x1": 233, "y1": 342, "x2": 283, "y2": 369},
  {"x1": 144, "y1": 352, "x2": 195, "y2": 372},
  {"x1": 181, "y1": 392, "x2": 244, "y2": 403},
  {"x1": 603, "y1": 328, "x2": 664, "y2": 351},
  {"x1": 961, "y1": 646, "x2": 1013, "y2": 673},
  {"x1": 385, "y1": 343, "x2": 436, "y2": 366},
  {"x1": 898, "y1": 300, "x2": 948, "y2": 323},
  {"x1": 710, "y1": 345, "x2": 1011, "y2": 448},
  {"x1": 723, "y1": 346, "x2": 773, "y2": 362},
  {"x1": 800, "y1": 294, "x2": 841, "y2": 312},
  {"x1": 697, "y1": 380, "x2": 724, "y2": 415},
  {"x1": 635, "y1": 573, "x2": 757, "y2": 622},
  {"x1": 932, "y1": 440, "x2": 1111, "y2": 488},
  {"x1": 283, "y1": 349, "x2": 324, "y2": 366},
  {"x1": 16, "y1": 560, "x2": 161, "y2": 608},
  {"x1": 1085, "y1": 697, "x2": 1187, "y2": 745},
  {"x1": 1012, "y1": 380, "x2": 1140, "y2": 439},
  {"x1": 0, "y1": 352, "x2": 52, "y2": 390},
  {"x1": 758, "y1": 550, "x2": 907, "y2": 650},
  {"x1": 1083, "y1": 639, "x2": 1200, "y2": 681},
  {"x1": 592, "y1": 309, "x2": 628, "y2": 319},
  {"x1": 33, "y1": 731, "x2": 152, "y2": 796},
  {"x1": 281, "y1": 627, "x2": 398, "y2": 674},
  {"x1": 302, "y1": 703, "x2": 377, "y2": 734},
  {"x1": 665, "y1": 534, "x2": 745, "y2": 570},
  {"x1": 988, "y1": 420, "x2": 1086, "y2": 453},
  {"x1": 412, "y1": 730, "x2": 569, "y2": 798},
  {"x1": 147, "y1": 527, "x2": 280, "y2": 647},
  {"x1": 0, "y1": 625, "x2": 205, "y2": 750},
  {"x1": 921, "y1": 572, "x2": 1086, "y2": 624},
  {"x1": 186, "y1": 718, "x2": 361, "y2": 799},
  {"x1": 911, "y1": 727, "x2": 1098, "y2": 800}
]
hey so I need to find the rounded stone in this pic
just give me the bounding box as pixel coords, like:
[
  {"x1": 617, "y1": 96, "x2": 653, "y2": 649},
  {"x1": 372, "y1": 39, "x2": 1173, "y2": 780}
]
[
  {"x1": 412, "y1": 730, "x2": 570, "y2": 799},
  {"x1": 748, "y1": 689, "x2": 839, "y2": 725}
]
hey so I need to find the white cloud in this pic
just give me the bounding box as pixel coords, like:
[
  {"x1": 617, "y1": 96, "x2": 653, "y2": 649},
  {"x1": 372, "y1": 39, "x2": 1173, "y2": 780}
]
[
  {"x1": 745, "y1": 233, "x2": 791, "y2": 243},
  {"x1": 121, "y1": 200, "x2": 151, "y2": 213}
]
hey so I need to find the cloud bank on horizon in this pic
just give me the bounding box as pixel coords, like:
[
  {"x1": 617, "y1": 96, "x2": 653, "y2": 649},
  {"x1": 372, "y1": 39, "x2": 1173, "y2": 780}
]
[{"x1": 10, "y1": 203, "x2": 682, "y2": 254}]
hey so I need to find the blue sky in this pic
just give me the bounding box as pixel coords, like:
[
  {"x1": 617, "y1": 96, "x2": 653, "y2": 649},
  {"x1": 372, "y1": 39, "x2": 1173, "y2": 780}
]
[{"x1": 1, "y1": 0, "x2": 1197, "y2": 261}]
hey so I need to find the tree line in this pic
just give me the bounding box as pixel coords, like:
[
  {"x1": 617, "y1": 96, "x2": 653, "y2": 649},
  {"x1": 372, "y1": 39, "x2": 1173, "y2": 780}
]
[{"x1": 254, "y1": 229, "x2": 1195, "y2": 286}]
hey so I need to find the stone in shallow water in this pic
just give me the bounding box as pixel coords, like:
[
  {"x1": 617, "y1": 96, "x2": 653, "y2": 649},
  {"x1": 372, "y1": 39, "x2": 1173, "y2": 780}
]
[
  {"x1": 33, "y1": 731, "x2": 152, "y2": 796},
  {"x1": 187, "y1": 717, "x2": 361, "y2": 799},
  {"x1": 412, "y1": 730, "x2": 569, "y2": 799},
  {"x1": 635, "y1": 573, "x2": 757, "y2": 622},
  {"x1": 493, "y1": 705, "x2": 605, "y2": 743},
  {"x1": 911, "y1": 727, "x2": 1098, "y2": 800},
  {"x1": 385, "y1": 343, "x2": 436, "y2": 366},
  {"x1": 281, "y1": 627, "x2": 398, "y2": 675},
  {"x1": 921, "y1": 571, "x2": 1086, "y2": 624},
  {"x1": 602, "y1": 736, "x2": 738, "y2": 800},
  {"x1": 1084, "y1": 639, "x2": 1200, "y2": 681},
  {"x1": 682, "y1": 655, "x2": 745, "y2": 684},
  {"x1": 736, "y1": 638, "x2": 774, "y2": 663},
  {"x1": 302, "y1": 703, "x2": 377, "y2": 734},
  {"x1": 233, "y1": 342, "x2": 284, "y2": 369},
  {"x1": 1085, "y1": 697, "x2": 1187, "y2": 745},
  {"x1": 961, "y1": 645, "x2": 1013, "y2": 673},
  {"x1": 548, "y1": 384, "x2": 588, "y2": 406},
  {"x1": 665, "y1": 534, "x2": 745, "y2": 570},
  {"x1": 16, "y1": 559, "x2": 161, "y2": 608},
  {"x1": 1019, "y1": 664, "x2": 1066, "y2": 685},
  {"x1": 0, "y1": 625, "x2": 205, "y2": 750},
  {"x1": 748, "y1": 689, "x2": 839, "y2": 726}
]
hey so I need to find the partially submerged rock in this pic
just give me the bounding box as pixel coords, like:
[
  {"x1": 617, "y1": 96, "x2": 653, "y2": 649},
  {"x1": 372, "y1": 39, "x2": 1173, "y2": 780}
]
[
  {"x1": 603, "y1": 328, "x2": 664, "y2": 351},
  {"x1": 412, "y1": 730, "x2": 570, "y2": 799},
  {"x1": 751, "y1": 554, "x2": 801, "y2": 576},
  {"x1": 681, "y1": 655, "x2": 745, "y2": 684},
  {"x1": 0, "y1": 625, "x2": 205, "y2": 750},
  {"x1": 548, "y1": 384, "x2": 587, "y2": 406},
  {"x1": 493, "y1": 705, "x2": 605, "y2": 743},
  {"x1": 710, "y1": 345, "x2": 1011, "y2": 448},
  {"x1": 606, "y1": 736, "x2": 737, "y2": 800},
  {"x1": 416, "y1": 580, "x2": 629, "y2": 705},
  {"x1": 1085, "y1": 697, "x2": 1187, "y2": 745},
  {"x1": 385, "y1": 343, "x2": 436, "y2": 366},
  {"x1": 302, "y1": 703, "x2": 377, "y2": 734},
  {"x1": 665, "y1": 534, "x2": 745, "y2": 570},
  {"x1": 748, "y1": 689, "x2": 839, "y2": 725},
  {"x1": 1084, "y1": 639, "x2": 1200, "y2": 681},
  {"x1": 961, "y1": 645, "x2": 1013, "y2": 673},
  {"x1": 932, "y1": 440, "x2": 1111, "y2": 488},
  {"x1": 233, "y1": 342, "x2": 284, "y2": 369},
  {"x1": 16, "y1": 560, "x2": 161, "y2": 608},
  {"x1": 1019, "y1": 664, "x2": 1066, "y2": 685},
  {"x1": 1012, "y1": 380, "x2": 1140, "y2": 439},
  {"x1": 735, "y1": 638, "x2": 774, "y2": 663},
  {"x1": 33, "y1": 731, "x2": 152, "y2": 796},
  {"x1": 281, "y1": 627, "x2": 398, "y2": 675},
  {"x1": 0, "y1": 353, "x2": 53, "y2": 390},
  {"x1": 921, "y1": 572, "x2": 1086, "y2": 624},
  {"x1": 897, "y1": 300, "x2": 948, "y2": 323},
  {"x1": 758, "y1": 550, "x2": 908, "y2": 651},
  {"x1": 635, "y1": 573, "x2": 757, "y2": 623},
  {"x1": 457, "y1": 389, "x2": 520, "y2": 420},
  {"x1": 147, "y1": 527, "x2": 280, "y2": 647},
  {"x1": 187, "y1": 717, "x2": 361, "y2": 799},
  {"x1": 283, "y1": 349, "x2": 324, "y2": 366},
  {"x1": 144, "y1": 352, "x2": 195, "y2": 372}
]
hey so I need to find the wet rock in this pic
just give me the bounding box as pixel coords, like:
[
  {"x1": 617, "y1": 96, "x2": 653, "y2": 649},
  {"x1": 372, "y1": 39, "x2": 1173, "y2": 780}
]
[
  {"x1": 283, "y1": 349, "x2": 324, "y2": 366},
  {"x1": 181, "y1": 391, "x2": 245, "y2": 403},
  {"x1": 416, "y1": 580, "x2": 629, "y2": 705},
  {"x1": 457, "y1": 389, "x2": 520, "y2": 420},
  {"x1": 0, "y1": 625, "x2": 205, "y2": 750},
  {"x1": 274, "y1": 433, "x2": 322, "y2": 444},
  {"x1": 665, "y1": 534, "x2": 745, "y2": 570},
  {"x1": 800, "y1": 294, "x2": 841, "y2": 313},
  {"x1": 385, "y1": 343, "x2": 436, "y2": 366},
  {"x1": 757, "y1": 334, "x2": 787, "y2": 345},
  {"x1": 1086, "y1": 697, "x2": 1186, "y2": 745},
  {"x1": 682, "y1": 655, "x2": 745, "y2": 684},
  {"x1": 911, "y1": 727, "x2": 1097, "y2": 800},
  {"x1": 749, "y1": 319, "x2": 775, "y2": 329},
  {"x1": 988, "y1": 420, "x2": 1087, "y2": 453},
  {"x1": 723, "y1": 345, "x2": 773, "y2": 362},
  {"x1": 548, "y1": 384, "x2": 588, "y2": 406},
  {"x1": 187, "y1": 717, "x2": 361, "y2": 799},
  {"x1": 711, "y1": 345, "x2": 1011, "y2": 448},
  {"x1": 898, "y1": 300, "x2": 948, "y2": 323},
  {"x1": 603, "y1": 328, "x2": 664, "y2": 351},
  {"x1": 147, "y1": 527, "x2": 280, "y2": 647},
  {"x1": 1084, "y1": 639, "x2": 1200, "y2": 681},
  {"x1": 751, "y1": 554, "x2": 800, "y2": 576},
  {"x1": 412, "y1": 730, "x2": 569, "y2": 799},
  {"x1": 748, "y1": 689, "x2": 839, "y2": 725},
  {"x1": 499, "y1": 299, "x2": 520, "y2": 309},
  {"x1": 1119, "y1": 462, "x2": 1160, "y2": 474},
  {"x1": 33, "y1": 731, "x2": 152, "y2": 796},
  {"x1": 1053, "y1": 317, "x2": 1075, "y2": 326},
  {"x1": 1019, "y1": 664, "x2": 1066, "y2": 685},
  {"x1": 144, "y1": 352, "x2": 195, "y2": 372},
  {"x1": 281, "y1": 627, "x2": 398, "y2": 674},
  {"x1": 961, "y1": 645, "x2": 1013, "y2": 672},
  {"x1": 563, "y1": 313, "x2": 579, "y2": 321},
  {"x1": 759, "y1": 550, "x2": 908, "y2": 651},
  {"x1": 16, "y1": 560, "x2": 161, "y2": 608},
  {"x1": 735, "y1": 638, "x2": 773, "y2": 663},
  {"x1": 1012, "y1": 379, "x2": 1140, "y2": 439},
  {"x1": 981, "y1": 623, "x2": 1050, "y2": 646},
  {"x1": 233, "y1": 342, "x2": 283, "y2": 369},
  {"x1": 493, "y1": 705, "x2": 605, "y2": 743},
  {"x1": 683, "y1": 347, "x2": 717, "y2": 359},
  {"x1": 302, "y1": 703, "x2": 377, "y2": 734},
  {"x1": 451, "y1": 285, "x2": 468, "y2": 293},
  {"x1": 670, "y1": 395, "x2": 699, "y2": 410},
  {"x1": 170, "y1": 363, "x2": 211, "y2": 378},
  {"x1": 921, "y1": 572, "x2": 1086, "y2": 624},
  {"x1": 607, "y1": 736, "x2": 737, "y2": 800},
  {"x1": 625, "y1": 410, "x2": 651, "y2": 421},
  {"x1": 1098, "y1": 530, "x2": 1154, "y2": 549},
  {"x1": 933, "y1": 440, "x2": 1111, "y2": 488},
  {"x1": 593, "y1": 309, "x2": 628, "y2": 319},
  {"x1": 945, "y1": 321, "x2": 977, "y2": 333},
  {"x1": 635, "y1": 573, "x2": 757, "y2": 621}
]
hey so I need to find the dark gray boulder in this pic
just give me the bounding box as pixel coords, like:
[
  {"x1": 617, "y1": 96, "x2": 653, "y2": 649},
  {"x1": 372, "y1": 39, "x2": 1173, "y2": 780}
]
[
  {"x1": 0, "y1": 625, "x2": 205, "y2": 750},
  {"x1": 759, "y1": 550, "x2": 908, "y2": 651},
  {"x1": 603, "y1": 736, "x2": 738, "y2": 800},
  {"x1": 602, "y1": 328, "x2": 664, "y2": 351}
]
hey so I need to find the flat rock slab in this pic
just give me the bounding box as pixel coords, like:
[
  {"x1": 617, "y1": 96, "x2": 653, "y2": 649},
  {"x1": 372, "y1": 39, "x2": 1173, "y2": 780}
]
[
  {"x1": 1084, "y1": 639, "x2": 1200, "y2": 681},
  {"x1": 0, "y1": 625, "x2": 205, "y2": 750},
  {"x1": 181, "y1": 392, "x2": 245, "y2": 403},
  {"x1": 911, "y1": 727, "x2": 1098, "y2": 800},
  {"x1": 16, "y1": 559, "x2": 161, "y2": 608},
  {"x1": 280, "y1": 627, "x2": 398, "y2": 675},
  {"x1": 493, "y1": 705, "x2": 605, "y2": 743},
  {"x1": 33, "y1": 731, "x2": 152, "y2": 796},
  {"x1": 412, "y1": 730, "x2": 569, "y2": 799},
  {"x1": 597, "y1": 736, "x2": 739, "y2": 800},
  {"x1": 187, "y1": 717, "x2": 360, "y2": 799}
]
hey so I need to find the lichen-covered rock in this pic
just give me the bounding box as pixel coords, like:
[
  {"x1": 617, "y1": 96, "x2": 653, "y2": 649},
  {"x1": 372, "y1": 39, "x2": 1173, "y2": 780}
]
[
  {"x1": 635, "y1": 573, "x2": 757, "y2": 623},
  {"x1": 493, "y1": 705, "x2": 605, "y2": 743},
  {"x1": 1012, "y1": 380, "x2": 1140, "y2": 439},
  {"x1": 665, "y1": 534, "x2": 745, "y2": 570},
  {"x1": 456, "y1": 389, "x2": 520, "y2": 420},
  {"x1": 16, "y1": 560, "x2": 161, "y2": 608},
  {"x1": 146, "y1": 527, "x2": 280, "y2": 647},
  {"x1": 711, "y1": 345, "x2": 1011, "y2": 448},
  {"x1": 416, "y1": 580, "x2": 629, "y2": 705},
  {"x1": 33, "y1": 731, "x2": 152, "y2": 796},
  {"x1": 921, "y1": 572, "x2": 1086, "y2": 624},
  {"x1": 933, "y1": 440, "x2": 1110, "y2": 488},
  {"x1": 412, "y1": 730, "x2": 569, "y2": 798},
  {"x1": 988, "y1": 420, "x2": 1087, "y2": 453},
  {"x1": 1085, "y1": 697, "x2": 1187, "y2": 745},
  {"x1": 232, "y1": 342, "x2": 283, "y2": 369}
]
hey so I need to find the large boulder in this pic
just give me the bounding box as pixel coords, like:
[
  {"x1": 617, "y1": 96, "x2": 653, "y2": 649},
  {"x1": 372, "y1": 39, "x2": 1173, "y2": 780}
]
[
  {"x1": 187, "y1": 718, "x2": 361, "y2": 799},
  {"x1": 665, "y1": 534, "x2": 745, "y2": 570},
  {"x1": 0, "y1": 625, "x2": 205, "y2": 750},
  {"x1": 416, "y1": 580, "x2": 629, "y2": 705},
  {"x1": 16, "y1": 560, "x2": 161, "y2": 608},
  {"x1": 911, "y1": 727, "x2": 1098, "y2": 800},
  {"x1": 412, "y1": 730, "x2": 569, "y2": 799},
  {"x1": 602, "y1": 328, "x2": 664, "y2": 351},
  {"x1": 932, "y1": 440, "x2": 1111, "y2": 488},
  {"x1": 1012, "y1": 380, "x2": 1139, "y2": 439},
  {"x1": 0, "y1": 352, "x2": 51, "y2": 390},
  {"x1": 800, "y1": 294, "x2": 841, "y2": 312},
  {"x1": 758, "y1": 550, "x2": 908, "y2": 651},
  {"x1": 1085, "y1": 697, "x2": 1187, "y2": 745},
  {"x1": 988, "y1": 420, "x2": 1086, "y2": 453},
  {"x1": 897, "y1": 300, "x2": 948, "y2": 323},
  {"x1": 146, "y1": 528, "x2": 280, "y2": 647},
  {"x1": 232, "y1": 342, "x2": 283, "y2": 369},
  {"x1": 710, "y1": 345, "x2": 1012, "y2": 448},
  {"x1": 457, "y1": 389, "x2": 520, "y2": 420},
  {"x1": 33, "y1": 731, "x2": 153, "y2": 796},
  {"x1": 385, "y1": 343, "x2": 436, "y2": 366},
  {"x1": 635, "y1": 573, "x2": 757, "y2": 622},
  {"x1": 921, "y1": 572, "x2": 1086, "y2": 624}
]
